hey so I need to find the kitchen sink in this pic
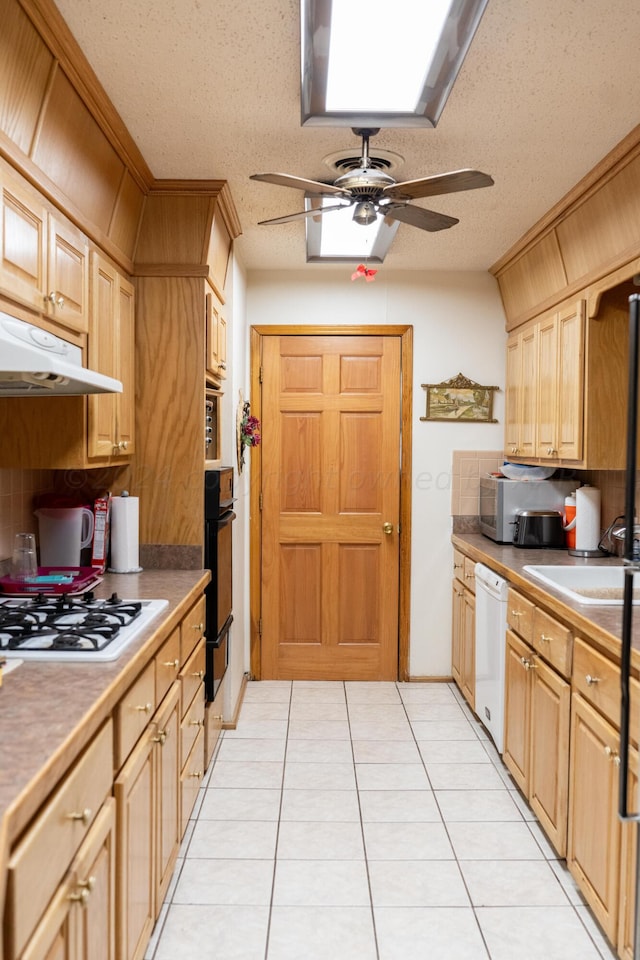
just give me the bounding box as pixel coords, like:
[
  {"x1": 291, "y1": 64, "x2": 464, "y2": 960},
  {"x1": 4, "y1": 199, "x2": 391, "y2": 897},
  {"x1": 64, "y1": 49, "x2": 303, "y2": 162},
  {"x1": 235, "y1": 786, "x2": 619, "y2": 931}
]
[{"x1": 522, "y1": 564, "x2": 640, "y2": 605}]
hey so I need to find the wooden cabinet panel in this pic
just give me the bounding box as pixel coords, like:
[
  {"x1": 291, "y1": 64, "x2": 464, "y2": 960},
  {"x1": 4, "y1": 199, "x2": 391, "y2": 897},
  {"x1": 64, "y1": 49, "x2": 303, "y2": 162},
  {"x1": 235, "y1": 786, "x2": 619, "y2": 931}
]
[
  {"x1": 503, "y1": 629, "x2": 531, "y2": 793},
  {"x1": 529, "y1": 658, "x2": 570, "y2": 855},
  {"x1": 182, "y1": 683, "x2": 206, "y2": 765},
  {"x1": 532, "y1": 607, "x2": 572, "y2": 678},
  {"x1": 6, "y1": 721, "x2": 113, "y2": 960},
  {"x1": 155, "y1": 628, "x2": 181, "y2": 706},
  {"x1": 573, "y1": 638, "x2": 640, "y2": 742},
  {"x1": 618, "y1": 747, "x2": 638, "y2": 960},
  {"x1": 181, "y1": 728, "x2": 205, "y2": 837},
  {"x1": 205, "y1": 288, "x2": 227, "y2": 381},
  {"x1": 0, "y1": 1, "x2": 53, "y2": 154},
  {"x1": 452, "y1": 549, "x2": 464, "y2": 583},
  {"x1": 461, "y1": 590, "x2": 475, "y2": 709},
  {"x1": 568, "y1": 694, "x2": 622, "y2": 941},
  {"x1": 114, "y1": 731, "x2": 155, "y2": 960},
  {"x1": 506, "y1": 587, "x2": 535, "y2": 642},
  {"x1": 451, "y1": 580, "x2": 463, "y2": 686},
  {"x1": 47, "y1": 215, "x2": 89, "y2": 333},
  {"x1": 179, "y1": 639, "x2": 205, "y2": 722},
  {"x1": 180, "y1": 597, "x2": 206, "y2": 666},
  {"x1": 115, "y1": 663, "x2": 155, "y2": 769},
  {"x1": 17, "y1": 799, "x2": 116, "y2": 960},
  {"x1": 0, "y1": 171, "x2": 47, "y2": 310},
  {"x1": 88, "y1": 251, "x2": 135, "y2": 460},
  {"x1": 154, "y1": 682, "x2": 181, "y2": 911},
  {"x1": 462, "y1": 556, "x2": 476, "y2": 594}
]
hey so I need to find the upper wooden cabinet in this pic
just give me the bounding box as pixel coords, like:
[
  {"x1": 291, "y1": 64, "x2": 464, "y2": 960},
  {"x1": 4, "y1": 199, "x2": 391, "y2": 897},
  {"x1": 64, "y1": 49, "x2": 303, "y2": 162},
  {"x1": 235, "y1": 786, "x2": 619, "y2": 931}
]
[
  {"x1": 0, "y1": 168, "x2": 89, "y2": 333},
  {"x1": 504, "y1": 295, "x2": 633, "y2": 468},
  {"x1": 205, "y1": 288, "x2": 227, "y2": 382},
  {"x1": 535, "y1": 301, "x2": 584, "y2": 461},
  {"x1": 88, "y1": 252, "x2": 136, "y2": 458}
]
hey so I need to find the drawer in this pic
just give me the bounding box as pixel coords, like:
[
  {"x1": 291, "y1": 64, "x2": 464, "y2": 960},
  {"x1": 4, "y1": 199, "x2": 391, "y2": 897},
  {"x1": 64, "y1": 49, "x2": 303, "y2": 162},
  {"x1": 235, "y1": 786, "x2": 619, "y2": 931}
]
[
  {"x1": 532, "y1": 607, "x2": 572, "y2": 678},
  {"x1": 156, "y1": 627, "x2": 181, "y2": 705},
  {"x1": 181, "y1": 682, "x2": 206, "y2": 765},
  {"x1": 462, "y1": 556, "x2": 476, "y2": 593},
  {"x1": 573, "y1": 638, "x2": 640, "y2": 739},
  {"x1": 506, "y1": 588, "x2": 535, "y2": 642},
  {"x1": 180, "y1": 637, "x2": 205, "y2": 720},
  {"x1": 115, "y1": 661, "x2": 156, "y2": 769},
  {"x1": 453, "y1": 549, "x2": 465, "y2": 583},
  {"x1": 6, "y1": 720, "x2": 113, "y2": 959},
  {"x1": 181, "y1": 727, "x2": 205, "y2": 836},
  {"x1": 181, "y1": 595, "x2": 206, "y2": 664}
]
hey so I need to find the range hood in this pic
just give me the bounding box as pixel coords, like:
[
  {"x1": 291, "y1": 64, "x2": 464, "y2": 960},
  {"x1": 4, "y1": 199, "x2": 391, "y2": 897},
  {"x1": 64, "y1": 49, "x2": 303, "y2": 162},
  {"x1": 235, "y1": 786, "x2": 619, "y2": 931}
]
[{"x1": 0, "y1": 312, "x2": 123, "y2": 396}]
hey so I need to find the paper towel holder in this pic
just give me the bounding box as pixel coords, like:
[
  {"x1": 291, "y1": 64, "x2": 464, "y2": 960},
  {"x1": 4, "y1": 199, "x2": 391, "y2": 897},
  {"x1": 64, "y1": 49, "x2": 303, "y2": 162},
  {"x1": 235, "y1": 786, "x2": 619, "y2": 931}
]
[{"x1": 567, "y1": 484, "x2": 606, "y2": 558}]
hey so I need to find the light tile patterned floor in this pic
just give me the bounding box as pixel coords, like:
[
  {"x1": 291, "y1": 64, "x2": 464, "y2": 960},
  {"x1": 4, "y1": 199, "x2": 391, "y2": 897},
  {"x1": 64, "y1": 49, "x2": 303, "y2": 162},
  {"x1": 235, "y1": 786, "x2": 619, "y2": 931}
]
[{"x1": 146, "y1": 681, "x2": 617, "y2": 960}]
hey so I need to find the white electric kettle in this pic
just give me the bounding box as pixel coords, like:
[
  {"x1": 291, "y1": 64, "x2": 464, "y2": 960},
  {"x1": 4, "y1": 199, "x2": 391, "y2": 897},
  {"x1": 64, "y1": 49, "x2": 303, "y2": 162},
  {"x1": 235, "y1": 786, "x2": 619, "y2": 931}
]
[{"x1": 35, "y1": 506, "x2": 94, "y2": 567}]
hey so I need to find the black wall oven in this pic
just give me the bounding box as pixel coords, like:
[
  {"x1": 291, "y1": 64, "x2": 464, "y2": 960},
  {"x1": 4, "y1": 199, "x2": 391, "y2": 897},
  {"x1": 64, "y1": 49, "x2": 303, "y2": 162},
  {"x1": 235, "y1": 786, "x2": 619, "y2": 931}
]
[{"x1": 204, "y1": 467, "x2": 235, "y2": 701}]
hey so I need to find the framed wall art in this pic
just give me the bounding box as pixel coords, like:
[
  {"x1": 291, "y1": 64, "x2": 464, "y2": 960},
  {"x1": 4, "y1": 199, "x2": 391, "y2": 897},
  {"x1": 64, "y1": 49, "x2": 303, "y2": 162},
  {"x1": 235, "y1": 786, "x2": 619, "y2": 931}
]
[{"x1": 420, "y1": 372, "x2": 499, "y2": 423}]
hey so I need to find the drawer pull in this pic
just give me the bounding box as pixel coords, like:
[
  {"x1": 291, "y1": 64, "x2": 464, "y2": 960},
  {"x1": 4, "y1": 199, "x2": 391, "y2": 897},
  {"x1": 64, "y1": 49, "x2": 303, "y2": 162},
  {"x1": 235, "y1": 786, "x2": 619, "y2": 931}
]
[
  {"x1": 453, "y1": 563, "x2": 463, "y2": 570},
  {"x1": 191, "y1": 622, "x2": 204, "y2": 631},
  {"x1": 192, "y1": 670, "x2": 205, "y2": 680},
  {"x1": 585, "y1": 674, "x2": 601, "y2": 686},
  {"x1": 67, "y1": 808, "x2": 92, "y2": 826},
  {"x1": 605, "y1": 745, "x2": 621, "y2": 766},
  {"x1": 189, "y1": 719, "x2": 205, "y2": 727},
  {"x1": 163, "y1": 659, "x2": 180, "y2": 669},
  {"x1": 212, "y1": 714, "x2": 223, "y2": 722},
  {"x1": 465, "y1": 572, "x2": 474, "y2": 579},
  {"x1": 68, "y1": 888, "x2": 90, "y2": 906},
  {"x1": 152, "y1": 730, "x2": 167, "y2": 745},
  {"x1": 510, "y1": 610, "x2": 522, "y2": 618},
  {"x1": 520, "y1": 657, "x2": 536, "y2": 671},
  {"x1": 188, "y1": 770, "x2": 203, "y2": 779},
  {"x1": 136, "y1": 703, "x2": 153, "y2": 713}
]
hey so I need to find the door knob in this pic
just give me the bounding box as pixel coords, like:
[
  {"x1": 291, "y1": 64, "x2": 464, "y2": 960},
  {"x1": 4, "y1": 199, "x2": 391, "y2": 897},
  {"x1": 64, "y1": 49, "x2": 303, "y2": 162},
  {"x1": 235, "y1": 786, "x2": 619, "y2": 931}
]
[{"x1": 382, "y1": 522, "x2": 393, "y2": 535}]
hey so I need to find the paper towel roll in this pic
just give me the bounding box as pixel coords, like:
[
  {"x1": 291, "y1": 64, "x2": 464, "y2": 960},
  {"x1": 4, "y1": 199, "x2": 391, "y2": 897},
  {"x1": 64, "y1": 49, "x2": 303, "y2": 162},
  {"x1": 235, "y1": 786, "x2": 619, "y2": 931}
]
[
  {"x1": 109, "y1": 493, "x2": 142, "y2": 573},
  {"x1": 575, "y1": 485, "x2": 601, "y2": 552}
]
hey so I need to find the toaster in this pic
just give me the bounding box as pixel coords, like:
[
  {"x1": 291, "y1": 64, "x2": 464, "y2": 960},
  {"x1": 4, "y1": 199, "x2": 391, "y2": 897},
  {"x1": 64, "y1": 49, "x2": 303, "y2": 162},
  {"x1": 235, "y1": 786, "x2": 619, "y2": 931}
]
[{"x1": 513, "y1": 509, "x2": 566, "y2": 548}]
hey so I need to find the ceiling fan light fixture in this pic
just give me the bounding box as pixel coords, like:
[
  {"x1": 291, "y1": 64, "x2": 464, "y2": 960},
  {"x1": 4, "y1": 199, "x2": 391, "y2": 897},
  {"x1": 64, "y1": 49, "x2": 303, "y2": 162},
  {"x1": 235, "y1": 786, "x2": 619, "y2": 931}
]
[
  {"x1": 300, "y1": 0, "x2": 489, "y2": 127},
  {"x1": 352, "y1": 200, "x2": 378, "y2": 226}
]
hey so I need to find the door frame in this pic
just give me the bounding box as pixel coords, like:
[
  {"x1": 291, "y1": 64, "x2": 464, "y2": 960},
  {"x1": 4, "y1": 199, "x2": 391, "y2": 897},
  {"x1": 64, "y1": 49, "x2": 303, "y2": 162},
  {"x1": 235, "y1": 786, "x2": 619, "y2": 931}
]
[{"x1": 249, "y1": 324, "x2": 413, "y2": 681}]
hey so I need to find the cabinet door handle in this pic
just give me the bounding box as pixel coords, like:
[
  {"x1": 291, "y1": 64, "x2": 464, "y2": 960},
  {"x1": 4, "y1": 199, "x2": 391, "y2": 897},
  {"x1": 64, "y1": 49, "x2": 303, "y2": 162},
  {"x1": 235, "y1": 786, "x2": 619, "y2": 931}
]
[
  {"x1": 152, "y1": 729, "x2": 168, "y2": 745},
  {"x1": 189, "y1": 718, "x2": 205, "y2": 727},
  {"x1": 604, "y1": 745, "x2": 621, "y2": 766},
  {"x1": 219, "y1": 361, "x2": 227, "y2": 370},
  {"x1": 539, "y1": 634, "x2": 552, "y2": 643},
  {"x1": 585, "y1": 674, "x2": 601, "y2": 685},
  {"x1": 188, "y1": 770, "x2": 203, "y2": 779},
  {"x1": 67, "y1": 807, "x2": 92, "y2": 825},
  {"x1": 520, "y1": 656, "x2": 536, "y2": 671},
  {"x1": 192, "y1": 669, "x2": 205, "y2": 680},
  {"x1": 192, "y1": 622, "x2": 204, "y2": 631},
  {"x1": 510, "y1": 610, "x2": 522, "y2": 618},
  {"x1": 135, "y1": 702, "x2": 153, "y2": 713},
  {"x1": 163, "y1": 659, "x2": 180, "y2": 669}
]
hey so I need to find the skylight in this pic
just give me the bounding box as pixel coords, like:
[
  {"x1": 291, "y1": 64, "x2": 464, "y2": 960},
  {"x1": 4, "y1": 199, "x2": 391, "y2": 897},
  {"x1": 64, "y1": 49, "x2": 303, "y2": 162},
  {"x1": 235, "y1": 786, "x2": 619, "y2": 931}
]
[
  {"x1": 300, "y1": 0, "x2": 489, "y2": 127},
  {"x1": 305, "y1": 202, "x2": 399, "y2": 263}
]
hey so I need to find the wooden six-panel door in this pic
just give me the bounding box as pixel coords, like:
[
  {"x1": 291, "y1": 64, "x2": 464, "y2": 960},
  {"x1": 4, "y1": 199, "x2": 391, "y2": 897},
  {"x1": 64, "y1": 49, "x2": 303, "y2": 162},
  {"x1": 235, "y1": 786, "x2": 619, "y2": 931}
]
[{"x1": 260, "y1": 334, "x2": 401, "y2": 680}]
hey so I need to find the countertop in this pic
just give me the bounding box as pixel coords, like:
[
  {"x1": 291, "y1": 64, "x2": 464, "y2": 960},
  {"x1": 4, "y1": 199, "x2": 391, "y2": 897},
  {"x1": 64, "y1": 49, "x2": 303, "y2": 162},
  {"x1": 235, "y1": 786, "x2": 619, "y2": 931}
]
[
  {"x1": 452, "y1": 532, "x2": 637, "y2": 660},
  {"x1": 0, "y1": 569, "x2": 210, "y2": 845}
]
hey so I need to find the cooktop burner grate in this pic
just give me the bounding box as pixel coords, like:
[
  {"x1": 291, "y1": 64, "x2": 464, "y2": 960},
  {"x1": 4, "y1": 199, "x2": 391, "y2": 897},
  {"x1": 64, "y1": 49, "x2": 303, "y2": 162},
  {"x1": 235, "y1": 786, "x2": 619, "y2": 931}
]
[{"x1": 0, "y1": 594, "x2": 169, "y2": 661}]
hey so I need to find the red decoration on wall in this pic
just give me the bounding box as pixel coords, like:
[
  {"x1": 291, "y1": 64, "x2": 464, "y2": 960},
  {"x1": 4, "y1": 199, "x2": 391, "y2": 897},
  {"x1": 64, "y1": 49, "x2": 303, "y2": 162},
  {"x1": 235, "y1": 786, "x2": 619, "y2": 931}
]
[{"x1": 350, "y1": 263, "x2": 377, "y2": 282}]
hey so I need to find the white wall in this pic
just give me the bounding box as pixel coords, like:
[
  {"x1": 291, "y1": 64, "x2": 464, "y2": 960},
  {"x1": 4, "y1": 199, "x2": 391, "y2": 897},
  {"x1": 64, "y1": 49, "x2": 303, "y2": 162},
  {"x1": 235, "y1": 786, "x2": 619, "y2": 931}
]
[{"x1": 242, "y1": 268, "x2": 506, "y2": 678}]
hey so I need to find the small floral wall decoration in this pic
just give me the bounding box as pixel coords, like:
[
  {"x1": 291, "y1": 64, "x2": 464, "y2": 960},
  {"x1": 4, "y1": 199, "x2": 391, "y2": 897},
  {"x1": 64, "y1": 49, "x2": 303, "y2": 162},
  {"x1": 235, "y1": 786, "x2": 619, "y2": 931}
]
[{"x1": 237, "y1": 395, "x2": 261, "y2": 474}]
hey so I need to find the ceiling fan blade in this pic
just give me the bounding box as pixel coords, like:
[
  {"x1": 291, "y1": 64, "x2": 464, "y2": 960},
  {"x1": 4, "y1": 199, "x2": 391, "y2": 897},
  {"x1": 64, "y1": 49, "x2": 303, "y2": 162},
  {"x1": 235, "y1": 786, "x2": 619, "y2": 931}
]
[
  {"x1": 383, "y1": 169, "x2": 494, "y2": 201},
  {"x1": 258, "y1": 204, "x2": 349, "y2": 226},
  {"x1": 383, "y1": 203, "x2": 459, "y2": 232},
  {"x1": 251, "y1": 172, "x2": 347, "y2": 197}
]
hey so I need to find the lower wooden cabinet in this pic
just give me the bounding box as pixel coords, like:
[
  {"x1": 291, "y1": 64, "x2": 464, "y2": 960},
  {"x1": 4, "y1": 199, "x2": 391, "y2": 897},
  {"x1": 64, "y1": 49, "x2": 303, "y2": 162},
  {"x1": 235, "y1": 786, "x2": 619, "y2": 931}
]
[
  {"x1": 451, "y1": 552, "x2": 475, "y2": 709},
  {"x1": 19, "y1": 799, "x2": 116, "y2": 960},
  {"x1": 618, "y1": 752, "x2": 639, "y2": 960},
  {"x1": 568, "y1": 693, "x2": 623, "y2": 942},
  {"x1": 503, "y1": 629, "x2": 570, "y2": 855}
]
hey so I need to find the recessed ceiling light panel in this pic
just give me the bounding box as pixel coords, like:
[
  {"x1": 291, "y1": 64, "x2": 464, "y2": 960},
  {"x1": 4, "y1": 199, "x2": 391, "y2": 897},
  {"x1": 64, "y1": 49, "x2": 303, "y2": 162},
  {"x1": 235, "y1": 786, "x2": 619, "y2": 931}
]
[{"x1": 300, "y1": 0, "x2": 489, "y2": 127}]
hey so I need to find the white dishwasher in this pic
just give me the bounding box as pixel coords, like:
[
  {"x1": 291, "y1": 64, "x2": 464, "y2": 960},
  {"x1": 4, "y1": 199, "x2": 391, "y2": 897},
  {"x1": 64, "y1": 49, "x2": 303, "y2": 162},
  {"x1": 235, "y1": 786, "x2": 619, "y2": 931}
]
[{"x1": 474, "y1": 562, "x2": 509, "y2": 754}]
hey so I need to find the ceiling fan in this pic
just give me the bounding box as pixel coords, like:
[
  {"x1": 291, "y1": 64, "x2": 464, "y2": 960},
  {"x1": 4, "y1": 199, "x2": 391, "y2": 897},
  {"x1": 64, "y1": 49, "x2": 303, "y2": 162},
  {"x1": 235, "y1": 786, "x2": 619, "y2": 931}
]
[{"x1": 250, "y1": 128, "x2": 494, "y2": 233}]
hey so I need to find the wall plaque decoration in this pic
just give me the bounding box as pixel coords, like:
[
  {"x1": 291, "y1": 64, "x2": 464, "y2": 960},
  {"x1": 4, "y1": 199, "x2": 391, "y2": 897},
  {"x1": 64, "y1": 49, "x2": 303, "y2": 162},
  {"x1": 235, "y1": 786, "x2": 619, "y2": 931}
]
[{"x1": 420, "y1": 372, "x2": 499, "y2": 422}]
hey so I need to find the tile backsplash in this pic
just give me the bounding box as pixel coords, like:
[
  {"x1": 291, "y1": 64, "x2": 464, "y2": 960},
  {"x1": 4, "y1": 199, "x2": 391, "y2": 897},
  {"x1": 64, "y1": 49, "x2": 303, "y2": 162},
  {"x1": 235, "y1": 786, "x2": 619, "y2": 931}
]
[
  {"x1": 0, "y1": 469, "x2": 55, "y2": 569},
  {"x1": 451, "y1": 452, "x2": 637, "y2": 539}
]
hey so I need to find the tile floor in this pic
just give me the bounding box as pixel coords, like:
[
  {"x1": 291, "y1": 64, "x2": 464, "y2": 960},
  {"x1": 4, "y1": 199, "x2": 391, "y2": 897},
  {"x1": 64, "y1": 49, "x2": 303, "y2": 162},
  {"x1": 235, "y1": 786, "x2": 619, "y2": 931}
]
[{"x1": 146, "y1": 680, "x2": 617, "y2": 960}]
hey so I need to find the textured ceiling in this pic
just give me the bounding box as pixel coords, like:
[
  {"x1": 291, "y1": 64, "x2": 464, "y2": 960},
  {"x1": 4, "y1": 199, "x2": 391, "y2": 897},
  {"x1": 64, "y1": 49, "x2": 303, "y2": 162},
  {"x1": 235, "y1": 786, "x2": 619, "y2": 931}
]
[{"x1": 54, "y1": 0, "x2": 640, "y2": 273}]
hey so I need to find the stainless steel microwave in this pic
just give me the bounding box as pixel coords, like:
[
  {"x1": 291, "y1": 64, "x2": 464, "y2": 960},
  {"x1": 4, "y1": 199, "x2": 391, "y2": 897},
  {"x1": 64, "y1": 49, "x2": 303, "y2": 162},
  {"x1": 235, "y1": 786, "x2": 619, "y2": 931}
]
[{"x1": 479, "y1": 477, "x2": 576, "y2": 543}]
